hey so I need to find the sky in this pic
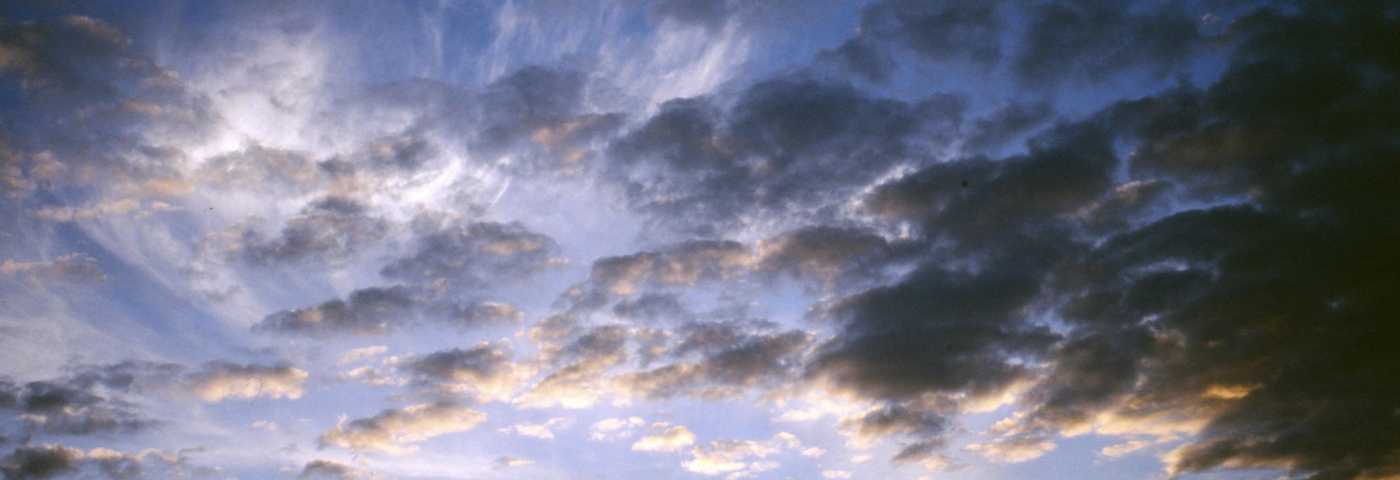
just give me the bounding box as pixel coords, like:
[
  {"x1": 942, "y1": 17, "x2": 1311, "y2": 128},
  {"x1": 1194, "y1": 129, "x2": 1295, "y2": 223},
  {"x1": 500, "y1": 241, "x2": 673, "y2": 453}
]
[{"x1": 0, "y1": 0, "x2": 1398, "y2": 479}]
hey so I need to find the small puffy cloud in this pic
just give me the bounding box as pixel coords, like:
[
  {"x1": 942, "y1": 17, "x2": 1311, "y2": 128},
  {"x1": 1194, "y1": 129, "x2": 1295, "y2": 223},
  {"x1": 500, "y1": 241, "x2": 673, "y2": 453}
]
[
  {"x1": 502, "y1": 418, "x2": 570, "y2": 439},
  {"x1": 632, "y1": 425, "x2": 697, "y2": 452},
  {"x1": 337, "y1": 346, "x2": 389, "y2": 365},
  {"x1": 821, "y1": 470, "x2": 852, "y2": 479},
  {"x1": 492, "y1": 456, "x2": 536, "y2": 468},
  {"x1": 339, "y1": 366, "x2": 399, "y2": 386},
  {"x1": 800, "y1": 447, "x2": 826, "y2": 458},
  {"x1": 589, "y1": 417, "x2": 645, "y2": 441},
  {"x1": 186, "y1": 362, "x2": 308, "y2": 402},
  {"x1": 318, "y1": 402, "x2": 486, "y2": 455},
  {"x1": 683, "y1": 439, "x2": 781, "y2": 476},
  {"x1": 297, "y1": 459, "x2": 368, "y2": 479},
  {"x1": 1099, "y1": 440, "x2": 1152, "y2": 458}
]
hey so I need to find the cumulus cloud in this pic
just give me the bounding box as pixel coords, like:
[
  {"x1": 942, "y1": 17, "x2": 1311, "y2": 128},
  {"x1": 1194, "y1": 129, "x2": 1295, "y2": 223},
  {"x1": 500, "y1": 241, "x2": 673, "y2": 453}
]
[
  {"x1": 605, "y1": 76, "x2": 942, "y2": 235},
  {"x1": 398, "y1": 341, "x2": 532, "y2": 401},
  {"x1": 501, "y1": 418, "x2": 570, "y2": 440},
  {"x1": 2, "y1": 1, "x2": 1398, "y2": 480},
  {"x1": 317, "y1": 402, "x2": 485, "y2": 455},
  {"x1": 585, "y1": 240, "x2": 754, "y2": 296},
  {"x1": 589, "y1": 417, "x2": 645, "y2": 441},
  {"x1": 632, "y1": 425, "x2": 697, "y2": 452},
  {"x1": 297, "y1": 459, "x2": 368, "y2": 479},
  {"x1": 186, "y1": 363, "x2": 308, "y2": 402},
  {"x1": 1, "y1": 362, "x2": 184, "y2": 436}
]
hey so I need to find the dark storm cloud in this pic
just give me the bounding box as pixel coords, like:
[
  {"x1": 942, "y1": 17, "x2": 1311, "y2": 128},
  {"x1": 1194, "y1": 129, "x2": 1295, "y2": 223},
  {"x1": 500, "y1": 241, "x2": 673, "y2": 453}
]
[
  {"x1": 806, "y1": 261, "x2": 1057, "y2": 401},
  {"x1": 816, "y1": 37, "x2": 895, "y2": 84},
  {"x1": 962, "y1": 100, "x2": 1054, "y2": 152},
  {"x1": 0, "y1": 444, "x2": 80, "y2": 480},
  {"x1": 254, "y1": 286, "x2": 523, "y2": 337},
  {"x1": 809, "y1": 2, "x2": 1400, "y2": 478},
  {"x1": 829, "y1": 0, "x2": 1216, "y2": 88},
  {"x1": 382, "y1": 220, "x2": 560, "y2": 290},
  {"x1": 606, "y1": 76, "x2": 949, "y2": 235},
  {"x1": 854, "y1": 0, "x2": 1007, "y2": 67},
  {"x1": 1011, "y1": 1, "x2": 1212, "y2": 86},
  {"x1": 864, "y1": 120, "x2": 1118, "y2": 244},
  {"x1": 755, "y1": 225, "x2": 919, "y2": 291}
]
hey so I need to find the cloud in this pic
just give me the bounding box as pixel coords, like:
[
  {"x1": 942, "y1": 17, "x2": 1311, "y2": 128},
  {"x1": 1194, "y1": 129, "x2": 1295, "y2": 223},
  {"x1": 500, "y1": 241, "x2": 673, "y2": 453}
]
[
  {"x1": 255, "y1": 286, "x2": 418, "y2": 337},
  {"x1": 966, "y1": 434, "x2": 1056, "y2": 463},
  {"x1": 632, "y1": 425, "x2": 697, "y2": 452},
  {"x1": 255, "y1": 286, "x2": 523, "y2": 336},
  {"x1": 216, "y1": 196, "x2": 389, "y2": 265},
  {"x1": 1, "y1": 254, "x2": 105, "y2": 284},
  {"x1": 0, "y1": 445, "x2": 81, "y2": 480},
  {"x1": 491, "y1": 456, "x2": 536, "y2": 468},
  {"x1": 838, "y1": 405, "x2": 945, "y2": 447},
  {"x1": 585, "y1": 240, "x2": 754, "y2": 296},
  {"x1": 589, "y1": 417, "x2": 645, "y2": 441},
  {"x1": 381, "y1": 220, "x2": 561, "y2": 290},
  {"x1": 502, "y1": 418, "x2": 569, "y2": 440},
  {"x1": 682, "y1": 439, "x2": 780, "y2": 476},
  {"x1": 317, "y1": 402, "x2": 485, "y2": 455},
  {"x1": 186, "y1": 362, "x2": 308, "y2": 402},
  {"x1": 297, "y1": 459, "x2": 368, "y2": 479},
  {"x1": 398, "y1": 341, "x2": 531, "y2": 401},
  {"x1": 605, "y1": 76, "x2": 939, "y2": 235},
  {"x1": 615, "y1": 328, "x2": 810, "y2": 401},
  {"x1": 0, "y1": 444, "x2": 211, "y2": 480},
  {"x1": 337, "y1": 346, "x2": 389, "y2": 365}
]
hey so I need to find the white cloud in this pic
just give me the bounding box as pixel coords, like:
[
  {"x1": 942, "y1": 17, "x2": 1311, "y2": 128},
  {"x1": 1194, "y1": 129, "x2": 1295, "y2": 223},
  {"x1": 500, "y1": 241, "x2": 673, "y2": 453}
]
[
  {"x1": 318, "y1": 402, "x2": 486, "y2": 455},
  {"x1": 187, "y1": 363, "x2": 308, "y2": 402},
  {"x1": 633, "y1": 425, "x2": 697, "y2": 452}
]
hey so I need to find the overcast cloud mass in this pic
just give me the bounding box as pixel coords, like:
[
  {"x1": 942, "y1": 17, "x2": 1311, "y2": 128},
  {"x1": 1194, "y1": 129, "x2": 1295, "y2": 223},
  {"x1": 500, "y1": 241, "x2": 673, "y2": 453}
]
[{"x1": 1, "y1": 0, "x2": 1398, "y2": 479}]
